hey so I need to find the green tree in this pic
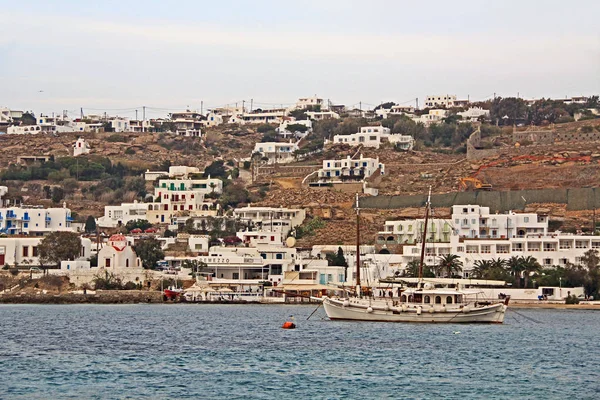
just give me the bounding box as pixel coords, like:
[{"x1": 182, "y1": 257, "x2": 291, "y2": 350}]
[
  {"x1": 38, "y1": 232, "x2": 82, "y2": 269},
  {"x1": 326, "y1": 247, "x2": 349, "y2": 281},
  {"x1": 436, "y1": 254, "x2": 463, "y2": 278},
  {"x1": 125, "y1": 219, "x2": 152, "y2": 232},
  {"x1": 507, "y1": 256, "x2": 525, "y2": 288},
  {"x1": 578, "y1": 249, "x2": 600, "y2": 298},
  {"x1": 183, "y1": 259, "x2": 208, "y2": 279},
  {"x1": 203, "y1": 160, "x2": 226, "y2": 178},
  {"x1": 133, "y1": 238, "x2": 165, "y2": 269},
  {"x1": 84, "y1": 216, "x2": 97, "y2": 233},
  {"x1": 490, "y1": 97, "x2": 528, "y2": 126},
  {"x1": 285, "y1": 123, "x2": 309, "y2": 133},
  {"x1": 51, "y1": 187, "x2": 65, "y2": 204}
]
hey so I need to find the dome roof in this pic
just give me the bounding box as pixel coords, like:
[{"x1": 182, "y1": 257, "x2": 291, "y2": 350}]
[{"x1": 108, "y1": 234, "x2": 127, "y2": 242}]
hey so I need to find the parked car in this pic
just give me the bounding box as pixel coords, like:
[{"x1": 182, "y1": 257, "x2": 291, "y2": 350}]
[{"x1": 29, "y1": 267, "x2": 43, "y2": 273}]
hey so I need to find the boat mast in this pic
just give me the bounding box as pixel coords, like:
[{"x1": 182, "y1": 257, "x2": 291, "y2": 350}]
[
  {"x1": 418, "y1": 187, "x2": 432, "y2": 283},
  {"x1": 355, "y1": 193, "x2": 361, "y2": 295}
]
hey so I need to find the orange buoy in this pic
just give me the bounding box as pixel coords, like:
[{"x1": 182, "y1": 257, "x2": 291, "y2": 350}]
[{"x1": 281, "y1": 321, "x2": 296, "y2": 329}]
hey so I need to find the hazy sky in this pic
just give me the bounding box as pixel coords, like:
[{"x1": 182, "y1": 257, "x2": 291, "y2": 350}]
[{"x1": 1, "y1": 0, "x2": 599, "y2": 118}]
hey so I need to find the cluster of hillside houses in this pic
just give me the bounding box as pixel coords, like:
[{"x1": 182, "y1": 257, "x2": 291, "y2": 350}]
[
  {"x1": 0, "y1": 94, "x2": 596, "y2": 299},
  {"x1": 0, "y1": 170, "x2": 595, "y2": 300}
]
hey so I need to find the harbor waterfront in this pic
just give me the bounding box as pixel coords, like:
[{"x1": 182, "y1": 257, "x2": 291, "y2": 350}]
[{"x1": 1, "y1": 304, "x2": 599, "y2": 399}]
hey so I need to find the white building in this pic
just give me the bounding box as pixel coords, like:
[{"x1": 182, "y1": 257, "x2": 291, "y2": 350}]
[
  {"x1": 253, "y1": 141, "x2": 299, "y2": 164},
  {"x1": 109, "y1": 117, "x2": 130, "y2": 133},
  {"x1": 129, "y1": 119, "x2": 152, "y2": 133},
  {"x1": 425, "y1": 95, "x2": 457, "y2": 108},
  {"x1": 0, "y1": 108, "x2": 23, "y2": 129},
  {"x1": 96, "y1": 202, "x2": 148, "y2": 228},
  {"x1": 234, "y1": 206, "x2": 306, "y2": 241},
  {"x1": 411, "y1": 109, "x2": 448, "y2": 126},
  {"x1": 375, "y1": 105, "x2": 416, "y2": 119},
  {"x1": 295, "y1": 96, "x2": 324, "y2": 110},
  {"x1": 0, "y1": 206, "x2": 75, "y2": 236},
  {"x1": 147, "y1": 188, "x2": 216, "y2": 225},
  {"x1": 457, "y1": 107, "x2": 490, "y2": 122},
  {"x1": 229, "y1": 109, "x2": 287, "y2": 125},
  {"x1": 73, "y1": 137, "x2": 91, "y2": 156},
  {"x1": 169, "y1": 110, "x2": 203, "y2": 137},
  {"x1": 156, "y1": 177, "x2": 223, "y2": 195},
  {"x1": 317, "y1": 155, "x2": 384, "y2": 183},
  {"x1": 97, "y1": 234, "x2": 142, "y2": 269},
  {"x1": 331, "y1": 126, "x2": 414, "y2": 150},
  {"x1": 0, "y1": 236, "x2": 92, "y2": 268},
  {"x1": 379, "y1": 204, "x2": 600, "y2": 277},
  {"x1": 306, "y1": 110, "x2": 340, "y2": 121},
  {"x1": 203, "y1": 112, "x2": 224, "y2": 127}
]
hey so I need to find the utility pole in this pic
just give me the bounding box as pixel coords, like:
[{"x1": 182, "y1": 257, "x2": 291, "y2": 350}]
[
  {"x1": 250, "y1": 98, "x2": 253, "y2": 112},
  {"x1": 142, "y1": 106, "x2": 146, "y2": 132},
  {"x1": 201, "y1": 100, "x2": 203, "y2": 114},
  {"x1": 80, "y1": 108, "x2": 84, "y2": 119},
  {"x1": 242, "y1": 100, "x2": 245, "y2": 112},
  {"x1": 135, "y1": 109, "x2": 138, "y2": 120},
  {"x1": 359, "y1": 101, "x2": 362, "y2": 111},
  {"x1": 416, "y1": 97, "x2": 419, "y2": 110}
]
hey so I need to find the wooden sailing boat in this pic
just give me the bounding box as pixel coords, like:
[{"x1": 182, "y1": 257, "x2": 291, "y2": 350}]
[{"x1": 322, "y1": 188, "x2": 509, "y2": 323}]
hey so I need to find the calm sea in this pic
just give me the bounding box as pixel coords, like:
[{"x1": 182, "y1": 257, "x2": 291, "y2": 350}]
[{"x1": 0, "y1": 304, "x2": 598, "y2": 399}]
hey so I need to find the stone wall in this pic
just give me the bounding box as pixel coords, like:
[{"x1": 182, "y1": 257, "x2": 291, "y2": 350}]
[{"x1": 360, "y1": 187, "x2": 600, "y2": 211}]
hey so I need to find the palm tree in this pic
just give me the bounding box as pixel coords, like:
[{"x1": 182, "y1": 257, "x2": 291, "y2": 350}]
[
  {"x1": 472, "y1": 260, "x2": 492, "y2": 279},
  {"x1": 437, "y1": 254, "x2": 463, "y2": 278},
  {"x1": 404, "y1": 260, "x2": 420, "y2": 277},
  {"x1": 507, "y1": 256, "x2": 525, "y2": 288},
  {"x1": 520, "y1": 256, "x2": 541, "y2": 288}
]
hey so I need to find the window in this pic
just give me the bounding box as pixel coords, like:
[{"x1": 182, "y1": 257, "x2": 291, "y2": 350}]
[
  {"x1": 424, "y1": 295, "x2": 430, "y2": 303},
  {"x1": 446, "y1": 296, "x2": 453, "y2": 304},
  {"x1": 22, "y1": 247, "x2": 29, "y2": 257},
  {"x1": 524, "y1": 217, "x2": 529, "y2": 223},
  {"x1": 32, "y1": 247, "x2": 38, "y2": 257},
  {"x1": 435, "y1": 296, "x2": 442, "y2": 304}
]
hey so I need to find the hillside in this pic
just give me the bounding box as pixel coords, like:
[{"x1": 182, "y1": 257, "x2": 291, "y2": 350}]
[{"x1": 1, "y1": 119, "x2": 600, "y2": 245}]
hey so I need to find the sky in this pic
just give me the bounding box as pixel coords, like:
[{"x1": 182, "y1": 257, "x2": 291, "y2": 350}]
[{"x1": 1, "y1": 0, "x2": 599, "y2": 118}]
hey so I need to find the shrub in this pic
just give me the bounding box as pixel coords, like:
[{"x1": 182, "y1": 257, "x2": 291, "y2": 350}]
[
  {"x1": 106, "y1": 134, "x2": 127, "y2": 143},
  {"x1": 565, "y1": 295, "x2": 580, "y2": 304},
  {"x1": 581, "y1": 125, "x2": 594, "y2": 133},
  {"x1": 124, "y1": 148, "x2": 136, "y2": 155}
]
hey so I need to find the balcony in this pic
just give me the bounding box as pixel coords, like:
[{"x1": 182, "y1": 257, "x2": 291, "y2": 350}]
[
  {"x1": 66, "y1": 216, "x2": 74, "y2": 222},
  {"x1": 23, "y1": 215, "x2": 31, "y2": 221}
]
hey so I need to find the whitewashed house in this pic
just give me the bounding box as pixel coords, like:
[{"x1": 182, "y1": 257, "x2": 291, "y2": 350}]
[
  {"x1": 0, "y1": 206, "x2": 75, "y2": 236},
  {"x1": 229, "y1": 109, "x2": 287, "y2": 125},
  {"x1": 457, "y1": 107, "x2": 490, "y2": 122},
  {"x1": 317, "y1": 155, "x2": 384, "y2": 183},
  {"x1": 0, "y1": 237, "x2": 92, "y2": 268},
  {"x1": 253, "y1": 141, "x2": 299, "y2": 164},
  {"x1": 306, "y1": 110, "x2": 340, "y2": 121},
  {"x1": 295, "y1": 96, "x2": 324, "y2": 110},
  {"x1": 96, "y1": 202, "x2": 148, "y2": 228},
  {"x1": 169, "y1": 110, "x2": 203, "y2": 137},
  {"x1": 425, "y1": 94, "x2": 457, "y2": 108}
]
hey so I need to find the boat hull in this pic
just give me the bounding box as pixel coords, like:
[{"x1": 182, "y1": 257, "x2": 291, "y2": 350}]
[{"x1": 323, "y1": 298, "x2": 507, "y2": 323}]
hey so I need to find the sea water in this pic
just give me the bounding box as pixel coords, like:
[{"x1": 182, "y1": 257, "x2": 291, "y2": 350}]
[{"x1": 0, "y1": 304, "x2": 598, "y2": 399}]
